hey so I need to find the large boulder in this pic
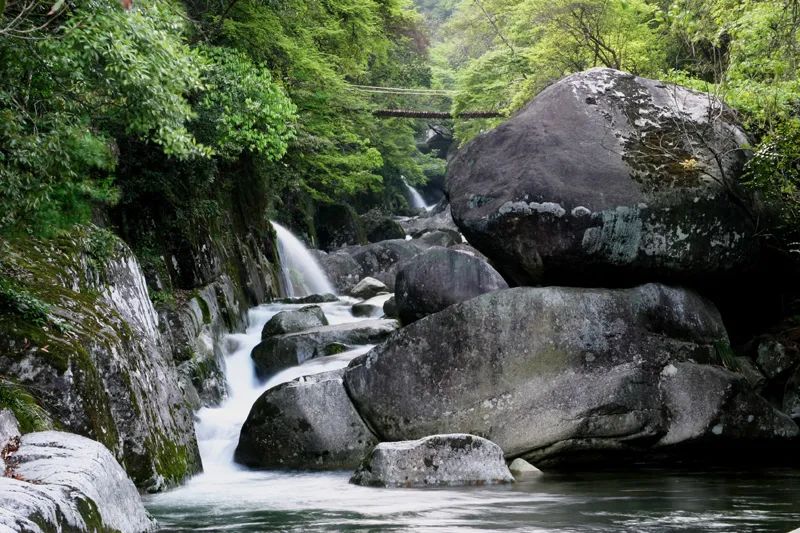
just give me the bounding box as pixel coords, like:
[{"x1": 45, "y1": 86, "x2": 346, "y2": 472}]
[
  {"x1": 344, "y1": 285, "x2": 798, "y2": 466},
  {"x1": 395, "y1": 247, "x2": 508, "y2": 324},
  {"x1": 252, "y1": 320, "x2": 399, "y2": 377},
  {"x1": 447, "y1": 68, "x2": 757, "y2": 287},
  {"x1": 0, "y1": 429, "x2": 155, "y2": 532},
  {"x1": 235, "y1": 369, "x2": 378, "y2": 469},
  {"x1": 261, "y1": 305, "x2": 328, "y2": 339},
  {"x1": 350, "y1": 434, "x2": 513, "y2": 488}
]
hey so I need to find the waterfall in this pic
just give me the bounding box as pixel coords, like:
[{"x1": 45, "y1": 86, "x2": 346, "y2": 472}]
[
  {"x1": 403, "y1": 178, "x2": 432, "y2": 211},
  {"x1": 272, "y1": 221, "x2": 335, "y2": 297}
]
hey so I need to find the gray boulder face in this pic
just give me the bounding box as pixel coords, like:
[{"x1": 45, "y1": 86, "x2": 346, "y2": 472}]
[
  {"x1": 395, "y1": 247, "x2": 508, "y2": 324},
  {"x1": 784, "y1": 367, "x2": 800, "y2": 421},
  {"x1": 383, "y1": 295, "x2": 398, "y2": 319},
  {"x1": 350, "y1": 434, "x2": 514, "y2": 488},
  {"x1": 756, "y1": 339, "x2": 798, "y2": 379},
  {"x1": 315, "y1": 203, "x2": 367, "y2": 251},
  {"x1": 235, "y1": 369, "x2": 378, "y2": 469},
  {"x1": 398, "y1": 204, "x2": 459, "y2": 238},
  {"x1": 0, "y1": 430, "x2": 155, "y2": 533},
  {"x1": 341, "y1": 239, "x2": 426, "y2": 291},
  {"x1": 344, "y1": 284, "x2": 798, "y2": 466},
  {"x1": 311, "y1": 250, "x2": 363, "y2": 295},
  {"x1": 447, "y1": 68, "x2": 757, "y2": 287},
  {"x1": 349, "y1": 277, "x2": 389, "y2": 300},
  {"x1": 416, "y1": 229, "x2": 462, "y2": 248},
  {"x1": 352, "y1": 295, "x2": 390, "y2": 318},
  {"x1": 261, "y1": 305, "x2": 328, "y2": 339},
  {"x1": 252, "y1": 319, "x2": 399, "y2": 378}
]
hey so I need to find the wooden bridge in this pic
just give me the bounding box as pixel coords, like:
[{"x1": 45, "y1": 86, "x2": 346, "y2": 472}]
[{"x1": 348, "y1": 84, "x2": 503, "y2": 120}]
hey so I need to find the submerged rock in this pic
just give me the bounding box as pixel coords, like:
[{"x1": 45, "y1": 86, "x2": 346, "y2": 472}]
[
  {"x1": 0, "y1": 430, "x2": 155, "y2": 532},
  {"x1": 252, "y1": 320, "x2": 399, "y2": 377},
  {"x1": 344, "y1": 284, "x2": 797, "y2": 466},
  {"x1": 349, "y1": 277, "x2": 389, "y2": 300},
  {"x1": 395, "y1": 247, "x2": 508, "y2": 324},
  {"x1": 235, "y1": 369, "x2": 378, "y2": 469},
  {"x1": 350, "y1": 434, "x2": 513, "y2": 487},
  {"x1": 261, "y1": 305, "x2": 328, "y2": 339},
  {"x1": 447, "y1": 68, "x2": 757, "y2": 287}
]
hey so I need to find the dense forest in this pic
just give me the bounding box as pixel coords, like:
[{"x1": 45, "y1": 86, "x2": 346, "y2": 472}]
[
  {"x1": 2, "y1": 1, "x2": 800, "y2": 530},
  {"x1": 2, "y1": 1, "x2": 800, "y2": 242}
]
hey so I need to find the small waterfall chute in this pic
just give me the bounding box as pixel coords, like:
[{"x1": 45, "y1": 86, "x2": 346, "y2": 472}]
[
  {"x1": 402, "y1": 177, "x2": 432, "y2": 211},
  {"x1": 271, "y1": 221, "x2": 335, "y2": 297}
]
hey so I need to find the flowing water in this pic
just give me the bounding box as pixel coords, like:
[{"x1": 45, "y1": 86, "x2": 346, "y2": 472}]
[
  {"x1": 272, "y1": 221, "x2": 335, "y2": 297},
  {"x1": 145, "y1": 296, "x2": 800, "y2": 532},
  {"x1": 403, "y1": 179, "x2": 432, "y2": 211},
  {"x1": 145, "y1": 225, "x2": 800, "y2": 532}
]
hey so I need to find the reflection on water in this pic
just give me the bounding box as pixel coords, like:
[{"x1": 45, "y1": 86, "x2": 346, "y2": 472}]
[
  {"x1": 146, "y1": 467, "x2": 800, "y2": 532},
  {"x1": 144, "y1": 300, "x2": 800, "y2": 532}
]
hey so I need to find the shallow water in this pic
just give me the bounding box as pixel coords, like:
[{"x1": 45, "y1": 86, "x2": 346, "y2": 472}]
[{"x1": 144, "y1": 300, "x2": 800, "y2": 532}]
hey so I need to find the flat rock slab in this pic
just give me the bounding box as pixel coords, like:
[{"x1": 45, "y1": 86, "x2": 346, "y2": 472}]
[
  {"x1": 0, "y1": 430, "x2": 154, "y2": 533},
  {"x1": 252, "y1": 319, "x2": 399, "y2": 377},
  {"x1": 350, "y1": 434, "x2": 514, "y2": 487},
  {"x1": 235, "y1": 369, "x2": 378, "y2": 469}
]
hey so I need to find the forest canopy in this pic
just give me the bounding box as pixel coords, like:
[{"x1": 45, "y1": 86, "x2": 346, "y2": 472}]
[{"x1": 1, "y1": 0, "x2": 799, "y2": 242}]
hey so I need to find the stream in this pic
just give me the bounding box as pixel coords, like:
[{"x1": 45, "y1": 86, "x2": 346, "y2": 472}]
[{"x1": 144, "y1": 299, "x2": 800, "y2": 532}]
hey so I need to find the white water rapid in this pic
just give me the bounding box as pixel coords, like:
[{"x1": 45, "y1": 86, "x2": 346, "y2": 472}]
[
  {"x1": 272, "y1": 221, "x2": 335, "y2": 297},
  {"x1": 403, "y1": 178, "x2": 432, "y2": 211}
]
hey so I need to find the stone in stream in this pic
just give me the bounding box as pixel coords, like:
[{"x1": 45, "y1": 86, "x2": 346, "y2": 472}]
[
  {"x1": 235, "y1": 369, "x2": 378, "y2": 469},
  {"x1": 351, "y1": 295, "x2": 391, "y2": 318},
  {"x1": 508, "y1": 458, "x2": 542, "y2": 477},
  {"x1": 278, "y1": 293, "x2": 338, "y2": 304},
  {"x1": 446, "y1": 68, "x2": 758, "y2": 288},
  {"x1": 349, "y1": 277, "x2": 389, "y2": 300},
  {"x1": 0, "y1": 425, "x2": 155, "y2": 533},
  {"x1": 398, "y1": 203, "x2": 459, "y2": 238},
  {"x1": 395, "y1": 247, "x2": 508, "y2": 324},
  {"x1": 261, "y1": 305, "x2": 328, "y2": 339},
  {"x1": 350, "y1": 434, "x2": 514, "y2": 487},
  {"x1": 383, "y1": 295, "x2": 399, "y2": 319},
  {"x1": 344, "y1": 284, "x2": 798, "y2": 467},
  {"x1": 251, "y1": 319, "x2": 399, "y2": 378}
]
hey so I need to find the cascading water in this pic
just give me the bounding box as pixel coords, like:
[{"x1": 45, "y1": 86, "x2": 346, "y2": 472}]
[
  {"x1": 403, "y1": 177, "x2": 432, "y2": 211},
  {"x1": 272, "y1": 221, "x2": 335, "y2": 297}
]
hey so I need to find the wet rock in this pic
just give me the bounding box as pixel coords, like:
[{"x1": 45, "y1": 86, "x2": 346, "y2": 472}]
[
  {"x1": 261, "y1": 306, "x2": 328, "y2": 339},
  {"x1": 447, "y1": 68, "x2": 757, "y2": 287},
  {"x1": 235, "y1": 369, "x2": 378, "y2": 469},
  {"x1": 735, "y1": 357, "x2": 766, "y2": 389},
  {"x1": 252, "y1": 319, "x2": 399, "y2": 377},
  {"x1": 398, "y1": 204, "x2": 459, "y2": 238},
  {"x1": 417, "y1": 229, "x2": 462, "y2": 248},
  {"x1": 756, "y1": 339, "x2": 799, "y2": 379},
  {"x1": 383, "y1": 296, "x2": 398, "y2": 319},
  {"x1": 784, "y1": 367, "x2": 800, "y2": 421},
  {"x1": 352, "y1": 294, "x2": 391, "y2": 318},
  {"x1": 0, "y1": 410, "x2": 20, "y2": 473},
  {"x1": 350, "y1": 434, "x2": 513, "y2": 487},
  {"x1": 349, "y1": 277, "x2": 389, "y2": 300},
  {"x1": 0, "y1": 431, "x2": 155, "y2": 532},
  {"x1": 395, "y1": 247, "x2": 508, "y2": 324},
  {"x1": 508, "y1": 458, "x2": 542, "y2": 477},
  {"x1": 278, "y1": 293, "x2": 338, "y2": 304},
  {"x1": 311, "y1": 250, "x2": 363, "y2": 294},
  {"x1": 344, "y1": 284, "x2": 797, "y2": 466}
]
